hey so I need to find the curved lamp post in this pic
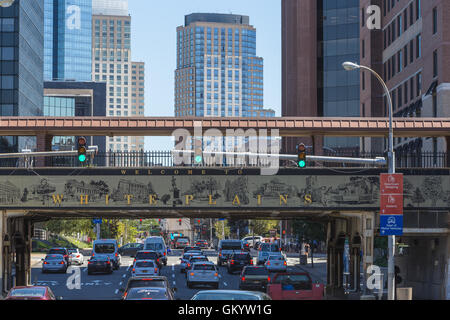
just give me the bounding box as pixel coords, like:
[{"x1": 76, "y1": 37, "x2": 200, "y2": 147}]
[{"x1": 343, "y1": 62, "x2": 396, "y2": 301}]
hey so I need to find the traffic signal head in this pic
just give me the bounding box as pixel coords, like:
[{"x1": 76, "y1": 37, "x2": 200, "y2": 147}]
[
  {"x1": 178, "y1": 219, "x2": 182, "y2": 226},
  {"x1": 194, "y1": 139, "x2": 203, "y2": 164},
  {"x1": 77, "y1": 137, "x2": 87, "y2": 163},
  {"x1": 297, "y1": 143, "x2": 307, "y2": 168}
]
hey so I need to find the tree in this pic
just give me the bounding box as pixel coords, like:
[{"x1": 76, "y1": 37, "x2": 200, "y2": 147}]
[
  {"x1": 214, "y1": 220, "x2": 230, "y2": 240},
  {"x1": 249, "y1": 220, "x2": 279, "y2": 237},
  {"x1": 291, "y1": 220, "x2": 326, "y2": 243}
]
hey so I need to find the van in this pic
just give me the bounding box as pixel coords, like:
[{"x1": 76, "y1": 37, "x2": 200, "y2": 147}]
[
  {"x1": 92, "y1": 239, "x2": 121, "y2": 270},
  {"x1": 144, "y1": 236, "x2": 168, "y2": 266},
  {"x1": 217, "y1": 239, "x2": 244, "y2": 266}
]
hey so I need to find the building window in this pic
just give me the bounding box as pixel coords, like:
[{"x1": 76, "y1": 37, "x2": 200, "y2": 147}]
[
  {"x1": 416, "y1": 73, "x2": 422, "y2": 96},
  {"x1": 416, "y1": 34, "x2": 421, "y2": 58},
  {"x1": 416, "y1": 0, "x2": 421, "y2": 20},
  {"x1": 433, "y1": 50, "x2": 438, "y2": 77},
  {"x1": 432, "y1": 7, "x2": 438, "y2": 34}
]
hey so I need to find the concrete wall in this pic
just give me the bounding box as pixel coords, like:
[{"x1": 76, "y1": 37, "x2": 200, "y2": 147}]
[{"x1": 0, "y1": 211, "x2": 4, "y2": 296}]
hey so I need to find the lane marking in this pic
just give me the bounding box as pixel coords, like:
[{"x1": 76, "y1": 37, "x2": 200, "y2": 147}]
[
  {"x1": 223, "y1": 282, "x2": 228, "y2": 287},
  {"x1": 172, "y1": 274, "x2": 175, "y2": 278},
  {"x1": 119, "y1": 281, "x2": 123, "y2": 286},
  {"x1": 173, "y1": 281, "x2": 176, "y2": 286},
  {"x1": 122, "y1": 274, "x2": 126, "y2": 278},
  {"x1": 115, "y1": 289, "x2": 119, "y2": 294}
]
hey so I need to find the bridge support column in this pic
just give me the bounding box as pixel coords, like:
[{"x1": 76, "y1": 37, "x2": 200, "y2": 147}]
[
  {"x1": 362, "y1": 213, "x2": 375, "y2": 292},
  {"x1": 10, "y1": 218, "x2": 32, "y2": 288},
  {"x1": 36, "y1": 133, "x2": 53, "y2": 167},
  {"x1": 446, "y1": 137, "x2": 450, "y2": 168},
  {"x1": 0, "y1": 211, "x2": 5, "y2": 296},
  {"x1": 326, "y1": 219, "x2": 347, "y2": 298},
  {"x1": 349, "y1": 217, "x2": 362, "y2": 292}
]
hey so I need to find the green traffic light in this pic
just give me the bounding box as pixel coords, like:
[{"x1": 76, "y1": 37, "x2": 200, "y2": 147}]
[
  {"x1": 195, "y1": 155, "x2": 203, "y2": 163},
  {"x1": 298, "y1": 160, "x2": 306, "y2": 168},
  {"x1": 78, "y1": 154, "x2": 87, "y2": 162}
]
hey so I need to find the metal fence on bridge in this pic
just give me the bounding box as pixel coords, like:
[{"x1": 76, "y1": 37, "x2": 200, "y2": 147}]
[{"x1": 0, "y1": 151, "x2": 447, "y2": 169}]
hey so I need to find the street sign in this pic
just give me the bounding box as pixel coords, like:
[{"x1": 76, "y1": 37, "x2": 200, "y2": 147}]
[
  {"x1": 380, "y1": 215, "x2": 403, "y2": 236},
  {"x1": 93, "y1": 219, "x2": 102, "y2": 224},
  {"x1": 218, "y1": 218, "x2": 225, "y2": 221},
  {"x1": 380, "y1": 173, "x2": 404, "y2": 236}
]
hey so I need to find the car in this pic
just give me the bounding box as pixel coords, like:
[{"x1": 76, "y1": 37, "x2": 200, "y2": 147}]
[
  {"x1": 242, "y1": 236, "x2": 263, "y2": 249},
  {"x1": 47, "y1": 248, "x2": 70, "y2": 265},
  {"x1": 123, "y1": 287, "x2": 175, "y2": 300},
  {"x1": 195, "y1": 240, "x2": 209, "y2": 248},
  {"x1": 217, "y1": 239, "x2": 244, "y2": 266},
  {"x1": 134, "y1": 250, "x2": 163, "y2": 268},
  {"x1": 267, "y1": 272, "x2": 324, "y2": 300},
  {"x1": 87, "y1": 256, "x2": 113, "y2": 275},
  {"x1": 186, "y1": 262, "x2": 219, "y2": 289},
  {"x1": 265, "y1": 255, "x2": 288, "y2": 272},
  {"x1": 184, "y1": 255, "x2": 210, "y2": 274},
  {"x1": 144, "y1": 236, "x2": 168, "y2": 266},
  {"x1": 41, "y1": 254, "x2": 68, "y2": 274},
  {"x1": 68, "y1": 248, "x2": 84, "y2": 265},
  {"x1": 227, "y1": 251, "x2": 253, "y2": 274},
  {"x1": 191, "y1": 290, "x2": 272, "y2": 300},
  {"x1": 184, "y1": 246, "x2": 203, "y2": 253},
  {"x1": 118, "y1": 243, "x2": 143, "y2": 257},
  {"x1": 120, "y1": 276, "x2": 176, "y2": 300},
  {"x1": 179, "y1": 252, "x2": 203, "y2": 273},
  {"x1": 257, "y1": 243, "x2": 282, "y2": 265},
  {"x1": 5, "y1": 286, "x2": 58, "y2": 300},
  {"x1": 131, "y1": 260, "x2": 160, "y2": 277},
  {"x1": 92, "y1": 239, "x2": 121, "y2": 270},
  {"x1": 174, "y1": 237, "x2": 190, "y2": 249},
  {"x1": 239, "y1": 266, "x2": 271, "y2": 291}
]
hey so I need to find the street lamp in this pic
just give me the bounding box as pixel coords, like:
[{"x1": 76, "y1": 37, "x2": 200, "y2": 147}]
[{"x1": 343, "y1": 62, "x2": 396, "y2": 301}]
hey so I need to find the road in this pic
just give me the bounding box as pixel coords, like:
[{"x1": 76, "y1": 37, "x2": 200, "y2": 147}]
[{"x1": 30, "y1": 250, "x2": 323, "y2": 300}]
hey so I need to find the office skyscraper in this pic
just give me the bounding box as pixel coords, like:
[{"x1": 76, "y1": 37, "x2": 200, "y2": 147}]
[
  {"x1": 175, "y1": 13, "x2": 274, "y2": 119},
  {"x1": 92, "y1": 0, "x2": 145, "y2": 152},
  {"x1": 282, "y1": 0, "x2": 360, "y2": 154},
  {"x1": 0, "y1": 0, "x2": 44, "y2": 153},
  {"x1": 44, "y1": 0, "x2": 92, "y2": 81}
]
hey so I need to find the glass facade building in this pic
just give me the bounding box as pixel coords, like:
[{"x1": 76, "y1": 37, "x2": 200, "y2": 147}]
[
  {"x1": 0, "y1": 0, "x2": 44, "y2": 153},
  {"x1": 318, "y1": 0, "x2": 360, "y2": 150},
  {"x1": 175, "y1": 13, "x2": 274, "y2": 119},
  {"x1": 44, "y1": 0, "x2": 92, "y2": 81}
]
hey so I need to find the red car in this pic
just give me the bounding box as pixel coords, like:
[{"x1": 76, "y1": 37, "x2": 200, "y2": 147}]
[
  {"x1": 267, "y1": 272, "x2": 324, "y2": 300},
  {"x1": 5, "y1": 286, "x2": 57, "y2": 300}
]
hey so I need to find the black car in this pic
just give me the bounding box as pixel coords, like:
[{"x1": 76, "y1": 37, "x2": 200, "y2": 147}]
[
  {"x1": 134, "y1": 250, "x2": 163, "y2": 268},
  {"x1": 118, "y1": 243, "x2": 144, "y2": 257},
  {"x1": 120, "y1": 276, "x2": 176, "y2": 300},
  {"x1": 227, "y1": 252, "x2": 253, "y2": 274},
  {"x1": 183, "y1": 246, "x2": 203, "y2": 254},
  {"x1": 239, "y1": 266, "x2": 270, "y2": 291},
  {"x1": 48, "y1": 248, "x2": 70, "y2": 266},
  {"x1": 87, "y1": 256, "x2": 113, "y2": 275}
]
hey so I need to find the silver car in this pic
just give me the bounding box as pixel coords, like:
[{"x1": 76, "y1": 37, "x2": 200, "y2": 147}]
[
  {"x1": 257, "y1": 243, "x2": 282, "y2": 265},
  {"x1": 131, "y1": 260, "x2": 160, "y2": 277},
  {"x1": 179, "y1": 251, "x2": 202, "y2": 273},
  {"x1": 186, "y1": 262, "x2": 219, "y2": 289},
  {"x1": 42, "y1": 254, "x2": 68, "y2": 273},
  {"x1": 264, "y1": 255, "x2": 288, "y2": 272}
]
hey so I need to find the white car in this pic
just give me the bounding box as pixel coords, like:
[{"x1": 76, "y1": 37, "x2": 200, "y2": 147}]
[
  {"x1": 186, "y1": 262, "x2": 219, "y2": 289},
  {"x1": 131, "y1": 260, "x2": 160, "y2": 277},
  {"x1": 241, "y1": 236, "x2": 263, "y2": 248},
  {"x1": 257, "y1": 243, "x2": 282, "y2": 265},
  {"x1": 264, "y1": 255, "x2": 287, "y2": 272},
  {"x1": 68, "y1": 248, "x2": 84, "y2": 265}
]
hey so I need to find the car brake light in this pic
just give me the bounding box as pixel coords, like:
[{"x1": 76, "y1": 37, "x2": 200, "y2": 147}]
[
  {"x1": 43, "y1": 261, "x2": 48, "y2": 265},
  {"x1": 214, "y1": 273, "x2": 218, "y2": 277},
  {"x1": 268, "y1": 276, "x2": 271, "y2": 282},
  {"x1": 267, "y1": 261, "x2": 270, "y2": 266},
  {"x1": 88, "y1": 261, "x2": 92, "y2": 264},
  {"x1": 115, "y1": 253, "x2": 118, "y2": 257},
  {"x1": 284, "y1": 261, "x2": 287, "y2": 266},
  {"x1": 250, "y1": 260, "x2": 253, "y2": 265},
  {"x1": 163, "y1": 252, "x2": 166, "y2": 256},
  {"x1": 132, "y1": 268, "x2": 135, "y2": 272},
  {"x1": 76, "y1": 255, "x2": 80, "y2": 258},
  {"x1": 107, "y1": 261, "x2": 111, "y2": 264},
  {"x1": 154, "y1": 268, "x2": 158, "y2": 273},
  {"x1": 60, "y1": 261, "x2": 65, "y2": 265},
  {"x1": 190, "y1": 273, "x2": 194, "y2": 276},
  {"x1": 123, "y1": 292, "x2": 128, "y2": 299},
  {"x1": 231, "y1": 260, "x2": 234, "y2": 264}
]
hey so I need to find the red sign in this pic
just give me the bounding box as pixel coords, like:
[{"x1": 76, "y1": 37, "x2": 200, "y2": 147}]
[
  {"x1": 380, "y1": 174, "x2": 404, "y2": 215},
  {"x1": 380, "y1": 174, "x2": 404, "y2": 195}
]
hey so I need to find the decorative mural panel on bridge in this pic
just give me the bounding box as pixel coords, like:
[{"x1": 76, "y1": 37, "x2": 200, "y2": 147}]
[{"x1": 0, "y1": 169, "x2": 448, "y2": 211}]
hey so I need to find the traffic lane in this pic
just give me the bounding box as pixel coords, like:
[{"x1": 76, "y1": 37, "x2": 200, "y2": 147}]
[{"x1": 31, "y1": 257, "x2": 134, "y2": 300}]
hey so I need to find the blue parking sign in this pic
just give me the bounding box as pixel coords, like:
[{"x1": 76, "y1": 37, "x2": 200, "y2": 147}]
[
  {"x1": 93, "y1": 219, "x2": 102, "y2": 224},
  {"x1": 380, "y1": 215, "x2": 403, "y2": 236}
]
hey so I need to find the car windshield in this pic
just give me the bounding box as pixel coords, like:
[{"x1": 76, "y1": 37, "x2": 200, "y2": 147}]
[
  {"x1": 10, "y1": 288, "x2": 46, "y2": 297},
  {"x1": 273, "y1": 274, "x2": 312, "y2": 290},
  {"x1": 183, "y1": 253, "x2": 200, "y2": 260},
  {"x1": 193, "y1": 264, "x2": 216, "y2": 271},
  {"x1": 244, "y1": 267, "x2": 269, "y2": 276},
  {"x1": 221, "y1": 242, "x2": 242, "y2": 250},
  {"x1": 136, "y1": 252, "x2": 158, "y2": 260},
  {"x1": 268, "y1": 256, "x2": 284, "y2": 261},
  {"x1": 128, "y1": 279, "x2": 166, "y2": 289},
  {"x1": 126, "y1": 288, "x2": 168, "y2": 300},
  {"x1": 68, "y1": 249, "x2": 77, "y2": 254},
  {"x1": 45, "y1": 255, "x2": 63, "y2": 260},
  {"x1": 193, "y1": 292, "x2": 262, "y2": 300},
  {"x1": 48, "y1": 249, "x2": 65, "y2": 254},
  {"x1": 135, "y1": 261, "x2": 155, "y2": 268},
  {"x1": 94, "y1": 244, "x2": 115, "y2": 254},
  {"x1": 233, "y1": 254, "x2": 250, "y2": 260},
  {"x1": 144, "y1": 243, "x2": 163, "y2": 251},
  {"x1": 177, "y1": 239, "x2": 189, "y2": 243},
  {"x1": 92, "y1": 256, "x2": 109, "y2": 262},
  {"x1": 260, "y1": 244, "x2": 279, "y2": 252}
]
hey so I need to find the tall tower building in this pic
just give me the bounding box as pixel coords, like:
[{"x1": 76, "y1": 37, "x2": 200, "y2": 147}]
[
  {"x1": 0, "y1": 0, "x2": 44, "y2": 153},
  {"x1": 282, "y1": 0, "x2": 360, "y2": 154},
  {"x1": 92, "y1": 0, "x2": 145, "y2": 152},
  {"x1": 175, "y1": 13, "x2": 274, "y2": 119},
  {"x1": 44, "y1": 0, "x2": 92, "y2": 81}
]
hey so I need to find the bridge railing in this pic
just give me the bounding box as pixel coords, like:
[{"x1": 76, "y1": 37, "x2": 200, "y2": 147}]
[{"x1": 0, "y1": 151, "x2": 447, "y2": 169}]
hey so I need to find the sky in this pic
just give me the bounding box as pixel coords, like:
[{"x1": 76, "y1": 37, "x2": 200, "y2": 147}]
[{"x1": 128, "y1": 0, "x2": 281, "y2": 150}]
